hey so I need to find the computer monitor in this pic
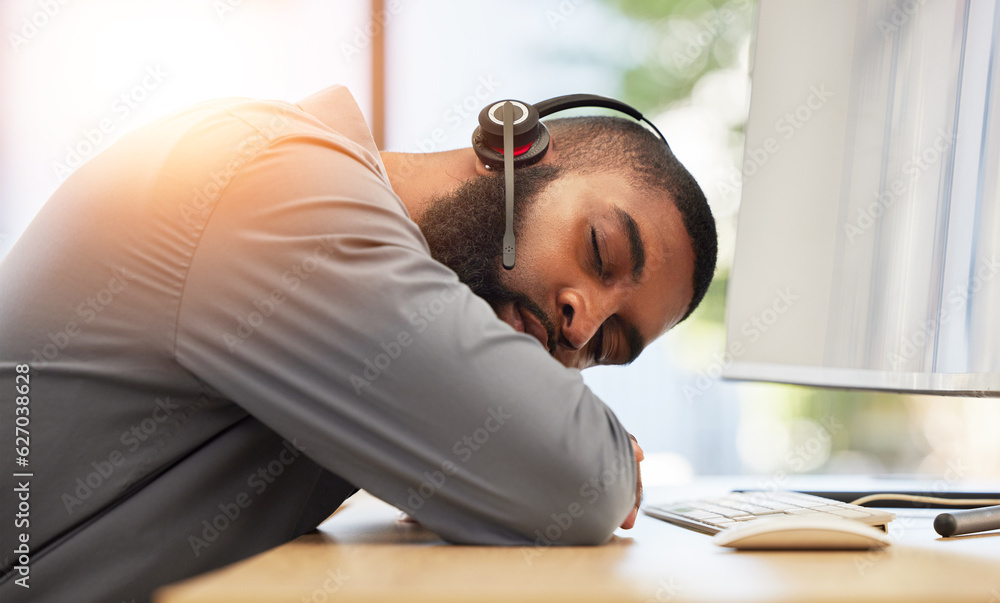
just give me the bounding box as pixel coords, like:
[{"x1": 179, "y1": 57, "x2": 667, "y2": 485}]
[{"x1": 723, "y1": 0, "x2": 1000, "y2": 396}]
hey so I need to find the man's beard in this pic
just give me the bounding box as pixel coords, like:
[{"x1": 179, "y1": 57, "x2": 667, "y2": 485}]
[{"x1": 416, "y1": 164, "x2": 561, "y2": 353}]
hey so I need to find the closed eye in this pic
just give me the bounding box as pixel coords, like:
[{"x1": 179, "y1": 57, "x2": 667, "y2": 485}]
[{"x1": 590, "y1": 227, "x2": 604, "y2": 278}]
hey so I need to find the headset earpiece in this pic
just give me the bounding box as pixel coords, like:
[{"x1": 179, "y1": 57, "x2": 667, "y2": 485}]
[
  {"x1": 472, "y1": 100, "x2": 551, "y2": 171},
  {"x1": 479, "y1": 100, "x2": 538, "y2": 148}
]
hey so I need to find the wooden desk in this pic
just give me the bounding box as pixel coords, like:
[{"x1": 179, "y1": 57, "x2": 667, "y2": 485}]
[{"x1": 156, "y1": 486, "x2": 1000, "y2": 603}]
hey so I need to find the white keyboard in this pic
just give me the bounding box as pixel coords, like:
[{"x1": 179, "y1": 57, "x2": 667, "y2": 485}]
[{"x1": 644, "y1": 490, "x2": 895, "y2": 535}]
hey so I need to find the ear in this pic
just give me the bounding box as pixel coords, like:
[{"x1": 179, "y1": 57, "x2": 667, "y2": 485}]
[
  {"x1": 473, "y1": 150, "x2": 492, "y2": 176},
  {"x1": 538, "y1": 144, "x2": 558, "y2": 165},
  {"x1": 536, "y1": 128, "x2": 558, "y2": 166},
  {"x1": 471, "y1": 141, "x2": 559, "y2": 175}
]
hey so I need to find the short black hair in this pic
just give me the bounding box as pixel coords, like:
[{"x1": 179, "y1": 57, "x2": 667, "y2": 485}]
[{"x1": 544, "y1": 116, "x2": 717, "y2": 323}]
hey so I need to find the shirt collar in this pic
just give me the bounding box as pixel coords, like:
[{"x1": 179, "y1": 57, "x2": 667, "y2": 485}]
[{"x1": 296, "y1": 85, "x2": 385, "y2": 173}]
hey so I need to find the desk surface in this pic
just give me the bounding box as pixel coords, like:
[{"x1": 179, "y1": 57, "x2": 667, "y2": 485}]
[{"x1": 156, "y1": 484, "x2": 1000, "y2": 603}]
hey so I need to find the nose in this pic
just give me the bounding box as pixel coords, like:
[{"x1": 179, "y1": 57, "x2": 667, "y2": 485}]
[{"x1": 557, "y1": 287, "x2": 610, "y2": 351}]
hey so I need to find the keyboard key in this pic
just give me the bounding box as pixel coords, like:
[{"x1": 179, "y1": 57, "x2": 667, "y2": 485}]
[
  {"x1": 700, "y1": 503, "x2": 755, "y2": 518},
  {"x1": 813, "y1": 505, "x2": 849, "y2": 514},
  {"x1": 825, "y1": 508, "x2": 873, "y2": 519},
  {"x1": 683, "y1": 510, "x2": 725, "y2": 522},
  {"x1": 712, "y1": 519, "x2": 739, "y2": 526}
]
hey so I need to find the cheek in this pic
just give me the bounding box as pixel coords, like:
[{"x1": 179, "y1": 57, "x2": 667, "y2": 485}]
[
  {"x1": 501, "y1": 258, "x2": 551, "y2": 302},
  {"x1": 517, "y1": 222, "x2": 578, "y2": 279},
  {"x1": 518, "y1": 197, "x2": 577, "y2": 259},
  {"x1": 509, "y1": 207, "x2": 582, "y2": 302}
]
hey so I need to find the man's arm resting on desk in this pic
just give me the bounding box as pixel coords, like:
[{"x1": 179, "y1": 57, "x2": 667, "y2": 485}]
[{"x1": 174, "y1": 138, "x2": 637, "y2": 546}]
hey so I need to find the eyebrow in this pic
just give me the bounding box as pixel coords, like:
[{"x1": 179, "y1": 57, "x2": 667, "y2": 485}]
[{"x1": 613, "y1": 206, "x2": 645, "y2": 281}]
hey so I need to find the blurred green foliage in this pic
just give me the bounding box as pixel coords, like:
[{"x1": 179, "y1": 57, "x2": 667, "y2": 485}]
[{"x1": 601, "y1": 0, "x2": 756, "y2": 112}]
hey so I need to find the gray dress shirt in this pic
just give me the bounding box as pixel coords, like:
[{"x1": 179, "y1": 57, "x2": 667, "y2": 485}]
[{"x1": 0, "y1": 85, "x2": 636, "y2": 602}]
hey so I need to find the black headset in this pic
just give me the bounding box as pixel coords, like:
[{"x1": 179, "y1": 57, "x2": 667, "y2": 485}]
[{"x1": 470, "y1": 94, "x2": 668, "y2": 270}]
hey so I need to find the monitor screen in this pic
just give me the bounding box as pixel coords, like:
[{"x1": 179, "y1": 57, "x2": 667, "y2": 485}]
[{"x1": 723, "y1": 0, "x2": 1000, "y2": 395}]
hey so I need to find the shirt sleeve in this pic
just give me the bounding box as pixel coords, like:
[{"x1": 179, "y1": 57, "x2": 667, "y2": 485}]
[{"x1": 174, "y1": 131, "x2": 636, "y2": 546}]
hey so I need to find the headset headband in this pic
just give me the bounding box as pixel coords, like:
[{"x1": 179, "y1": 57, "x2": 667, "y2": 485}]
[{"x1": 469, "y1": 94, "x2": 668, "y2": 269}]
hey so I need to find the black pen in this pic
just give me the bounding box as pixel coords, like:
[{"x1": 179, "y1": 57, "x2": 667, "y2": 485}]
[{"x1": 934, "y1": 505, "x2": 1000, "y2": 537}]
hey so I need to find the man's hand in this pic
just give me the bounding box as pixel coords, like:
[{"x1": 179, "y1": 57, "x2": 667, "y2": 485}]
[{"x1": 619, "y1": 434, "x2": 644, "y2": 529}]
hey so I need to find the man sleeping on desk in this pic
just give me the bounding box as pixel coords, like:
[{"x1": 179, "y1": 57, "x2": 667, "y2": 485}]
[{"x1": 0, "y1": 85, "x2": 716, "y2": 602}]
